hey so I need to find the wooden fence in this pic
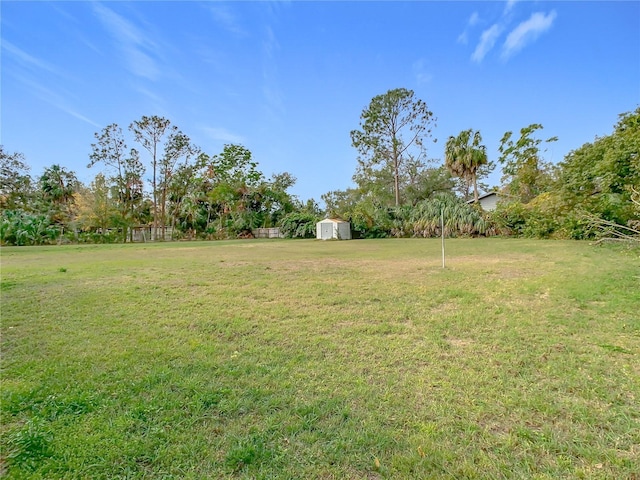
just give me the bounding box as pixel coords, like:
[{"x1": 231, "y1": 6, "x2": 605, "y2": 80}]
[{"x1": 130, "y1": 226, "x2": 174, "y2": 242}]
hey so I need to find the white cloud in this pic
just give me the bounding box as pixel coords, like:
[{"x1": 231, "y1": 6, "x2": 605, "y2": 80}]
[
  {"x1": 61, "y1": 108, "x2": 102, "y2": 128},
  {"x1": 135, "y1": 86, "x2": 163, "y2": 104},
  {"x1": 12, "y1": 74, "x2": 101, "y2": 128},
  {"x1": 261, "y1": 26, "x2": 284, "y2": 119},
  {"x1": 502, "y1": 11, "x2": 557, "y2": 60},
  {"x1": 2, "y1": 40, "x2": 61, "y2": 75},
  {"x1": 412, "y1": 59, "x2": 433, "y2": 85},
  {"x1": 127, "y1": 48, "x2": 160, "y2": 80},
  {"x1": 263, "y1": 25, "x2": 279, "y2": 61},
  {"x1": 262, "y1": 85, "x2": 284, "y2": 115},
  {"x1": 3, "y1": 41, "x2": 98, "y2": 127},
  {"x1": 201, "y1": 127, "x2": 245, "y2": 144},
  {"x1": 457, "y1": 12, "x2": 480, "y2": 45},
  {"x1": 93, "y1": 3, "x2": 161, "y2": 81},
  {"x1": 472, "y1": 24, "x2": 503, "y2": 63},
  {"x1": 504, "y1": 0, "x2": 520, "y2": 16},
  {"x1": 209, "y1": 5, "x2": 246, "y2": 37},
  {"x1": 94, "y1": 3, "x2": 146, "y2": 46}
]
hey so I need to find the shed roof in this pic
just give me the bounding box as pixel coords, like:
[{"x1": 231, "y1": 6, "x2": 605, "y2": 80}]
[{"x1": 318, "y1": 218, "x2": 349, "y2": 223}]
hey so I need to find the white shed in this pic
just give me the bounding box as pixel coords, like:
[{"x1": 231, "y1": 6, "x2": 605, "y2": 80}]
[{"x1": 316, "y1": 219, "x2": 351, "y2": 240}]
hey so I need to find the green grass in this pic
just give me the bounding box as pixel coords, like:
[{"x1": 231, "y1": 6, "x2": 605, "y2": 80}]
[{"x1": 1, "y1": 238, "x2": 639, "y2": 479}]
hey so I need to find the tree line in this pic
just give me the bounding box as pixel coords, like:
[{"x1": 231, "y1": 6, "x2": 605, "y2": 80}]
[
  {"x1": 0, "y1": 115, "x2": 321, "y2": 245},
  {"x1": 1, "y1": 92, "x2": 638, "y2": 245},
  {"x1": 325, "y1": 89, "x2": 638, "y2": 241}
]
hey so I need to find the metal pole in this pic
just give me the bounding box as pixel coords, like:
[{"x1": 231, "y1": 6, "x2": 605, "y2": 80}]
[{"x1": 441, "y1": 207, "x2": 445, "y2": 269}]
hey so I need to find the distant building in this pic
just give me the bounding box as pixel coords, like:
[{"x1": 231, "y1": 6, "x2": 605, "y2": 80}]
[
  {"x1": 467, "y1": 192, "x2": 499, "y2": 211},
  {"x1": 316, "y1": 219, "x2": 351, "y2": 240}
]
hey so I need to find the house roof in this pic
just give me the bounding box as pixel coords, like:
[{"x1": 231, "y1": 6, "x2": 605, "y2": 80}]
[{"x1": 466, "y1": 191, "x2": 498, "y2": 203}]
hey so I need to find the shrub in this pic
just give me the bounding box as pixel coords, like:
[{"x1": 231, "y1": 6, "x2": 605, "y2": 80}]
[
  {"x1": 279, "y1": 212, "x2": 318, "y2": 238},
  {"x1": 490, "y1": 201, "x2": 529, "y2": 237},
  {"x1": 411, "y1": 193, "x2": 489, "y2": 237},
  {"x1": 0, "y1": 210, "x2": 58, "y2": 246}
]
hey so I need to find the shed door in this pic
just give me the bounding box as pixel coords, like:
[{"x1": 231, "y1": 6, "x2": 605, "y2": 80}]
[{"x1": 321, "y1": 223, "x2": 333, "y2": 239}]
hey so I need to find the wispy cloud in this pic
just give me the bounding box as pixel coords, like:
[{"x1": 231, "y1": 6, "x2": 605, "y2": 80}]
[
  {"x1": 92, "y1": 3, "x2": 161, "y2": 81},
  {"x1": 504, "y1": 0, "x2": 519, "y2": 15},
  {"x1": 201, "y1": 127, "x2": 245, "y2": 144},
  {"x1": 464, "y1": 1, "x2": 556, "y2": 63},
  {"x1": 2, "y1": 40, "x2": 61, "y2": 75},
  {"x1": 502, "y1": 11, "x2": 557, "y2": 60},
  {"x1": 60, "y1": 108, "x2": 102, "y2": 128},
  {"x1": 48, "y1": 2, "x2": 78, "y2": 24},
  {"x1": 2, "y1": 40, "x2": 98, "y2": 127},
  {"x1": 412, "y1": 59, "x2": 433, "y2": 85},
  {"x1": 457, "y1": 11, "x2": 480, "y2": 45},
  {"x1": 262, "y1": 85, "x2": 284, "y2": 114},
  {"x1": 472, "y1": 24, "x2": 503, "y2": 63},
  {"x1": 209, "y1": 4, "x2": 246, "y2": 37},
  {"x1": 135, "y1": 86, "x2": 163, "y2": 105},
  {"x1": 261, "y1": 25, "x2": 285, "y2": 118},
  {"x1": 263, "y1": 25, "x2": 279, "y2": 61},
  {"x1": 132, "y1": 85, "x2": 169, "y2": 115},
  {"x1": 13, "y1": 74, "x2": 101, "y2": 128}
]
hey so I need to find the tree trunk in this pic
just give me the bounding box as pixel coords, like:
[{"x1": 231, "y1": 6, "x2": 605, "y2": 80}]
[
  {"x1": 160, "y1": 187, "x2": 167, "y2": 241},
  {"x1": 473, "y1": 174, "x2": 479, "y2": 203},
  {"x1": 129, "y1": 201, "x2": 134, "y2": 243},
  {"x1": 393, "y1": 144, "x2": 400, "y2": 207},
  {"x1": 152, "y1": 143, "x2": 157, "y2": 241}
]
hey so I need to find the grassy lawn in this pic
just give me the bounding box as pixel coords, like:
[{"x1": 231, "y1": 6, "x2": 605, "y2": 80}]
[{"x1": 1, "y1": 238, "x2": 639, "y2": 479}]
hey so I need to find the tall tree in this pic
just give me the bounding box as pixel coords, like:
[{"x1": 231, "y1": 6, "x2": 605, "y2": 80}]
[
  {"x1": 89, "y1": 124, "x2": 145, "y2": 241},
  {"x1": 158, "y1": 130, "x2": 198, "y2": 238},
  {"x1": 557, "y1": 107, "x2": 640, "y2": 227},
  {"x1": 498, "y1": 124, "x2": 557, "y2": 203},
  {"x1": 0, "y1": 146, "x2": 33, "y2": 211},
  {"x1": 74, "y1": 173, "x2": 119, "y2": 239},
  {"x1": 321, "y1": 188, "x2": 364, "y2": 220},
  {"x1": 351, "y1": 88, "x2": 436, "y2": 206},
  {"x1": 129, "y1": 116, "x2": 173, "y2": 240},
  {"x1": 208, "y1": 144, "x2": 263, "y2": 187},
  {"x1": 167, "y1": 153, "x2": 208, "y2": 235},
  {"x1": 200, "y1": 144, "x2": 266, "y2": 236},
  {"x1": 404, "y1": 165, "x2": 456, "y2": 205},
  {"x1": 444, "y1": 129, "x2": 489, "y2": 203},
  {"x1": 121, "y1": 151, "x2": 146, "y2": 241},
  {"x1": 259, "y1": 172, "x2": 297, "y2": 227}
]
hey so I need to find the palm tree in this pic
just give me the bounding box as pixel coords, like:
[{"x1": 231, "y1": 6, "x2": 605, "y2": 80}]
[
  {"x1": 39, "y1": 164, "x2": 78, "y2": 242},
  {"x1": 444, "y1": 129, "x2": 488, "y2": 203},
  {"x1": 411, "y1": 193, "x2": 488, "y2": 237}
]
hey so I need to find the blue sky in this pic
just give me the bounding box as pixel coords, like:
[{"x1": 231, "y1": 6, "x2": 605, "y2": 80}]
[{"x1": 2, "y1": 1, "x2": 639, "y2": 204}]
